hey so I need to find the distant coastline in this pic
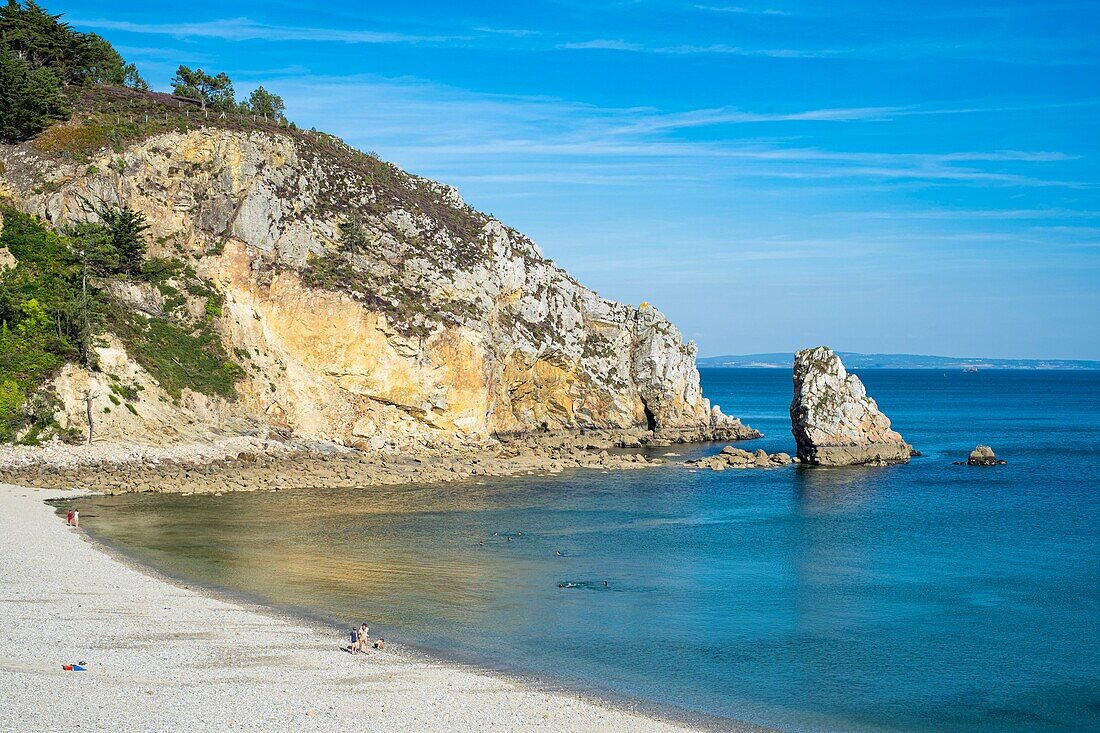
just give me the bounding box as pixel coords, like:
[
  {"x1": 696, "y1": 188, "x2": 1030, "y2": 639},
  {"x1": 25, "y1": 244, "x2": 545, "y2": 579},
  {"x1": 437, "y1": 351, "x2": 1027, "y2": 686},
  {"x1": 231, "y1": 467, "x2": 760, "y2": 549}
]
[{"x1": 698, "y1": 352, "x2": 1100, "y2": 370}]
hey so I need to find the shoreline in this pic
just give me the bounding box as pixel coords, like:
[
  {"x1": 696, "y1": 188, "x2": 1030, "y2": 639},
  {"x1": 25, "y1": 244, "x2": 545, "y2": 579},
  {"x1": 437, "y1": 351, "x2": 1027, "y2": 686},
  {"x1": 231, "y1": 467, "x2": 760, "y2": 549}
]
[
  {"x1": 67, "y1": 509, "x2": 767, "y2": 733},
  {"x1": 1, "y1": 484, "x2": 776, "y2": 733},
  {"x1": 0, "y1": 427, "x2": 763, "y2": 496}
]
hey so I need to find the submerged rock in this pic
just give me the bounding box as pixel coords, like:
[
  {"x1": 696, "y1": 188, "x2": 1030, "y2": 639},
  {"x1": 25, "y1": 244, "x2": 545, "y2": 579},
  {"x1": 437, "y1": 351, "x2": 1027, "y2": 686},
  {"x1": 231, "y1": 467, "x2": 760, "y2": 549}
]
[
  {"x1": 965, "y1": 445, "x2": 1005, "y2": 466},
  {"x1": 790, "y1": 346, "x2": 911, "y2": 466}
]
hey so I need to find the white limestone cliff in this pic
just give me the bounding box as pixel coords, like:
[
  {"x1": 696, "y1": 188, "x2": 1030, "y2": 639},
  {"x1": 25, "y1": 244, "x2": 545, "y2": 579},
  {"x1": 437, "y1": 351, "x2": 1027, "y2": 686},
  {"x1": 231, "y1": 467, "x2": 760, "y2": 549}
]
[{"x1": 1, "y1": 124, "x2": 755, "y2": 449}]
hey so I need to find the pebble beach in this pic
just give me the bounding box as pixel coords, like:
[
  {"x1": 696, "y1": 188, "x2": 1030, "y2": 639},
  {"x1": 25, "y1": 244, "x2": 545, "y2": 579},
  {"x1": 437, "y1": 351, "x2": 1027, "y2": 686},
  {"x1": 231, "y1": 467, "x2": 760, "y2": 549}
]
[{"x1": 0, "y1": 483, "x2": 773, "y2": 733}]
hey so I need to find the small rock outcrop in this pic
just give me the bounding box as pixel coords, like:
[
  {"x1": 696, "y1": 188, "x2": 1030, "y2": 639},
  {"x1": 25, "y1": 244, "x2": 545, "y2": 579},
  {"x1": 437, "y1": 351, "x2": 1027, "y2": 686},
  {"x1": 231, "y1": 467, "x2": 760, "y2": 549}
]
[
  {"x1": 790, "y1": 346, "x2": 911, "y2": 466},
  {"x1": 686, "y1": 445, "x2": 792, "y2": 471},
  {"x1": 964, "y1": 445, "x2": 1005, "y2": 466}
]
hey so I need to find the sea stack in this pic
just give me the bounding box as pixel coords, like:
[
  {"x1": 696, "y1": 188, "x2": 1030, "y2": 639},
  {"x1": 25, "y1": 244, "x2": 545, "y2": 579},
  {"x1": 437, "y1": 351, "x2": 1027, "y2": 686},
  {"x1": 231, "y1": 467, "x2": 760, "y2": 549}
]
[{"x1": 790, "y1": 346, "x2": 911, "y2": 466}]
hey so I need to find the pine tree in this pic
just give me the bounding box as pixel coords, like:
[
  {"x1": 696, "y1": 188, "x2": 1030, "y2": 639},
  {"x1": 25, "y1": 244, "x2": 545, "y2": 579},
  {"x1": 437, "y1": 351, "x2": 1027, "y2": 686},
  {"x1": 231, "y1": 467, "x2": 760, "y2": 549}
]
[
  {"x1": 172, "y1": 65, "x2": 235, "y2": 110},
  {"x1": 96, "y1": 205, "x2": 149, "y2": 276},
  {"x1": 0, "y1": 45, "x2": 65, "y2": 142},
  {"x1": 244, "y1": 86, "x2": 285, "y2": 119}
]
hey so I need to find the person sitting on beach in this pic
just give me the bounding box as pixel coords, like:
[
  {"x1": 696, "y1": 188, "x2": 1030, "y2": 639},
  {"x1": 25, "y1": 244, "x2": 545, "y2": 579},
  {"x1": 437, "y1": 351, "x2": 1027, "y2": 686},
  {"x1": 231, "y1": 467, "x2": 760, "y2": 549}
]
[
  {"x1": 374, "y1": 638, "x2": 385, "y2": 651},
  {"x1": 356, "y1": 624, "x2": 370, "y2": 654}
]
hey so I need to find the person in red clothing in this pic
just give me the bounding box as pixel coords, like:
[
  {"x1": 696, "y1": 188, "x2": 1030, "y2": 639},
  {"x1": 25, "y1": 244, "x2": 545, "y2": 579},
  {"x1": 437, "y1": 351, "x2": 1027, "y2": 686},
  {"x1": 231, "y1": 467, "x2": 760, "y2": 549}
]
[{"x1": 66, "y1": 510, "x2": 74, "y2": 526}]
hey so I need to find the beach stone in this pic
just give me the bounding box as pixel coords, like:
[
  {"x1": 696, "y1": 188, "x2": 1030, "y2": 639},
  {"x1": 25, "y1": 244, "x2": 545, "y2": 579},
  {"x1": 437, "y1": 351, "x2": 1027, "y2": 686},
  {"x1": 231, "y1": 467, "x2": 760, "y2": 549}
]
[
  {"x1": 790, "y1": 346, "x2": 911, "y2": 466},
  {"x1": 967, "y1": 445, "x2": 1004, "y2": 466}
]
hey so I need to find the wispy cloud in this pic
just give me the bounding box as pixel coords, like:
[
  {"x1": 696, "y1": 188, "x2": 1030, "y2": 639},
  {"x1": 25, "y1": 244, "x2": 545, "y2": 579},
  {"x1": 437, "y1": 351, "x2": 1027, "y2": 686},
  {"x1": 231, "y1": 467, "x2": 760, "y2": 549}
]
[
  {"x1": 260, "y1": 74, "x2": 1083, "y2": 190},
  {"x1": 558, "y1": 39, "x2": 842, "y2": 58},
  {"x1": 474, "y1": 26, "x2": 540, "y2": 38},
  {"x1": 72, "y1": 17, "x2": 464, "y2": 44},
  {"x1": 73, "y1": 12, "x2": 1100, "y2": 65},
  {"x1": 558, "y1": 39, "x2": 644, "y2": 51},
  {"x1": 693, "y1": 5, "x2": 792, "y2": 16},
  {"x1": 853, "y1": 208, "x2": 1100, "y2": 221}
]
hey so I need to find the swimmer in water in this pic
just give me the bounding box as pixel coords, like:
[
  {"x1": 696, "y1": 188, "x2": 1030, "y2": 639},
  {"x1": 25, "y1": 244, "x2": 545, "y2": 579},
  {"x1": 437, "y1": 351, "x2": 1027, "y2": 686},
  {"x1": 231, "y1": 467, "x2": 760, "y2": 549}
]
[
  {"x1": 603, "y1": 580, "x2": 609, "y2": 587},
  {"x1": 554, "y1": 550, "x2": 562, "y2": 556}
]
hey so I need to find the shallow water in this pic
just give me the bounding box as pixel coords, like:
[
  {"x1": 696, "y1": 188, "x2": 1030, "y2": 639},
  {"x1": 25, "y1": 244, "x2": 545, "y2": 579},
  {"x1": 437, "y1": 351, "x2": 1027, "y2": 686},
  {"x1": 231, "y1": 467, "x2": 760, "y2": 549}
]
[{"x1": 71, "y1": 369, "x2": 1100, "y2": 732}]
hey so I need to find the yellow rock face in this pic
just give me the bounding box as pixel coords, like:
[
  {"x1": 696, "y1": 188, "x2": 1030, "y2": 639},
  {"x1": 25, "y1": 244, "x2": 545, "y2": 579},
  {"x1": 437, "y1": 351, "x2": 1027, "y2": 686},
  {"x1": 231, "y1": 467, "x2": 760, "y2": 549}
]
[
  {"x1": 493, "y1": 352, "x2": 579, "y2": 433},
  {"x1": 214, "y1": 241, "x2": 492, "y2": 447}
]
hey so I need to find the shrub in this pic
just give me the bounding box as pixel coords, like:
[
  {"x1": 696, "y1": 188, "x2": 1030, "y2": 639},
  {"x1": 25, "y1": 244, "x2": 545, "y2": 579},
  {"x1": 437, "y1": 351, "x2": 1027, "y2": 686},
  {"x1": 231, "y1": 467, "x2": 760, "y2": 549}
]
[
  {"x1": 31, "y1": 123, "x2": 108, "y2": 157},
  {"x1": 113, "y1": 311, "x2": 241, "y2": 401}
]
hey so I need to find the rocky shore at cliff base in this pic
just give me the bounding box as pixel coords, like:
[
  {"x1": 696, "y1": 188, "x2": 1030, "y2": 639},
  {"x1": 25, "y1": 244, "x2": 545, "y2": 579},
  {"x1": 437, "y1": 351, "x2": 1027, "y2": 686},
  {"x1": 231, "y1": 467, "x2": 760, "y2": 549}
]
[{"x1": 0, "y1": 424, "x2": 764, "y2": 495}]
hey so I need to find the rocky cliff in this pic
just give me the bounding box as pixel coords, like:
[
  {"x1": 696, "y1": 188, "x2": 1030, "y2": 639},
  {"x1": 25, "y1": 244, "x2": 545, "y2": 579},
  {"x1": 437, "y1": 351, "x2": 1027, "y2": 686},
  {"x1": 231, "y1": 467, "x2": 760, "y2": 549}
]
[
  {"x1": 0, "y1": 87, "x2": 754, "y2": 450},
  {"x1": 790, "y1": 346, "x2": 910, "y2": 466}
]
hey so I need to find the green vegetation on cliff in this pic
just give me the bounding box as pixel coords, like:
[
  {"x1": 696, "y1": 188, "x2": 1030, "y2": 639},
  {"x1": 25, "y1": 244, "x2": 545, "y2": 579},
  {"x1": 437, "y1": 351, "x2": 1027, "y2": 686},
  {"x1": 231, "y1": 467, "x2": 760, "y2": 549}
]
[
  {"x1": 0, "y1": 208, "x2": 83, "y2": 441},
  {"x1": 0, "y1": 207, "x2": 240, "y2": 442}
]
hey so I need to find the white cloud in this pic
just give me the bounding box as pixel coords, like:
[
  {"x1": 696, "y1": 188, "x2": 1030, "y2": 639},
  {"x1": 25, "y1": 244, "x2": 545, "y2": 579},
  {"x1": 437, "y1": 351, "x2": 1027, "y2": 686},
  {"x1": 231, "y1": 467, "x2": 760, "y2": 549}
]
[
  {"x1": 245, "y1": 72, "x2": 1086, "y2": 193},
  {"x1": 558, "y1": 39, "x2": 645, "y2": 51},
  {"x1": 557, "y1": 39, "x2": 840, "y2": 57},
  {"x1": 260, "y1": 74, "x2": 1082, "y2": 190},
  {"x1": 71, "y1": 17, "x2": 463, "y2": 44},
  {"x1": 693, "y1": 5, "x2": 792, "y2": 16}
]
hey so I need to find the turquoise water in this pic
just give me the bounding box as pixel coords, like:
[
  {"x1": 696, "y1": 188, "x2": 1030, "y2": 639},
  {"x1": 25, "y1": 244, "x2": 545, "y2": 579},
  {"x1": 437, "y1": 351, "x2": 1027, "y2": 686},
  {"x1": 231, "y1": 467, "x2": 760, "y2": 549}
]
[{"x1": 71, "y1": 369, "x2": 1100, "y2": 732}]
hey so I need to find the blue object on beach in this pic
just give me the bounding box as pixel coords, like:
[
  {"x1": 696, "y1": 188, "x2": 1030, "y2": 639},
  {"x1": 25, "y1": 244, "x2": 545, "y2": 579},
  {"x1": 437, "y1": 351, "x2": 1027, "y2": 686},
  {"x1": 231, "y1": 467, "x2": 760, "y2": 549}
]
[{"x1": 71, "y1": 665, "x2": 86, "y2": 671}]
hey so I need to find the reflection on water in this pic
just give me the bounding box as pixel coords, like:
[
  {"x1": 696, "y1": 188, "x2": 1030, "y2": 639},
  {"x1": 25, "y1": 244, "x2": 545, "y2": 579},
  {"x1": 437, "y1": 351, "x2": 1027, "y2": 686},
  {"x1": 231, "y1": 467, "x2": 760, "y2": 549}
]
[
  {"x1": 793, "y1": 466, "x2": 885, "y2": 514},
  {"x1": 70, "y1": 370, "x2": 1100, "y2": 733}
]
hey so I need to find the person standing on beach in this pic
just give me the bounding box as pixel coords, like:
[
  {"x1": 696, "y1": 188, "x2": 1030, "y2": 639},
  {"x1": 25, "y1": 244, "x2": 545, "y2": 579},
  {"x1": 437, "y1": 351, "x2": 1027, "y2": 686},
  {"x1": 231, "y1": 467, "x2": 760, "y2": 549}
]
[
  {"x1": 71, "y1": 509, "x2": 79, "y2": 528},
  {"x1": 66, "y1": 510, "x2": 73, "y2": 526},
  {"x1": 356, "y1": 624, "x2": 370, "y2": 654}
]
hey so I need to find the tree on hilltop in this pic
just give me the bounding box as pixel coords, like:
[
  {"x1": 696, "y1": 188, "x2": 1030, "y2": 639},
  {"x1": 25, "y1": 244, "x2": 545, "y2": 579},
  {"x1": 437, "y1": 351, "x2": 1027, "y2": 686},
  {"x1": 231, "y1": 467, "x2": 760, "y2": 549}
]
[
  {"x1": 0, "y1": 0, "x2": 79, "y2": 81},
  {"x1": 171, "y1": 65, "x2": 236, "y2": 110},
  {"x1": 242, "y1": 85, "x2": 285, "y2": 119},
  {"x1": 0, "y1": 46, "x2": 65, "y2": 142},
  {"x1": 0, "y1": 1, "x2": 144, "y2": 87},
  {"x1": 0, "y1": 1, "x2": 147, "y2": 141},
  {"x1": 81, "y1": 33, "x2": 147, "y2": 89}
]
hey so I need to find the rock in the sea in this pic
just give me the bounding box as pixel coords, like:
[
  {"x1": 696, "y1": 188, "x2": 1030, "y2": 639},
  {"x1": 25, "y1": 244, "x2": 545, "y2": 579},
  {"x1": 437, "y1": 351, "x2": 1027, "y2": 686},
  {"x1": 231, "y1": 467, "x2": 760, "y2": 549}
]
[
  {"x1": 790, "y1": 346, "x2": 911, "y2": 466},
  {"x1": 686, "y1": 446, "x2": 792, "y2": 471},
  {"x1": 966, "y1": 445, "x2": 1005, "y2": 466}
]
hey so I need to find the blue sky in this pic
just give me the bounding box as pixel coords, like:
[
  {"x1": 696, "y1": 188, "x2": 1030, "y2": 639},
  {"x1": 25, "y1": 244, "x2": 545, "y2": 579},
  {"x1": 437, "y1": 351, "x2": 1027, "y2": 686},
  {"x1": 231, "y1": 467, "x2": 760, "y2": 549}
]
[{"x1": 62, "y1": 1, "x2": 1100, "y2": 359}]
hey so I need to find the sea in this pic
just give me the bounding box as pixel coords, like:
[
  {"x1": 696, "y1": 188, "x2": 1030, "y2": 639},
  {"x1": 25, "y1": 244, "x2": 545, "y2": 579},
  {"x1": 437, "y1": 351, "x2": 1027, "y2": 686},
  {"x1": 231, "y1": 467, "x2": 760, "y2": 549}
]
[{"x1": 67, "y1": 369, "x2": 1100, "y2": 733}]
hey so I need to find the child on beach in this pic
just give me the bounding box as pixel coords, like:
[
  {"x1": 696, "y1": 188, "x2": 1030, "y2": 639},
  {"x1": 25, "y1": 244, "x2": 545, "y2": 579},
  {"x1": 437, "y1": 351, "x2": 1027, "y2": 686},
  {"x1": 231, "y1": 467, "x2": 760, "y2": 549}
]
[{"x1": 349, "y1": 627, "x2": 359, "y2": 654}]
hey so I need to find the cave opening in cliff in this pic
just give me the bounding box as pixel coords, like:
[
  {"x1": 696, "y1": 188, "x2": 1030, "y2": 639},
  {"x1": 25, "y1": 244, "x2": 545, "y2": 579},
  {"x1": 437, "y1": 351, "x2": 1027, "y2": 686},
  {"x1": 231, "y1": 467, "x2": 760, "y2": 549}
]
[{"x1": 642, "y1": 401, "x2": 657, "y2": 432}]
